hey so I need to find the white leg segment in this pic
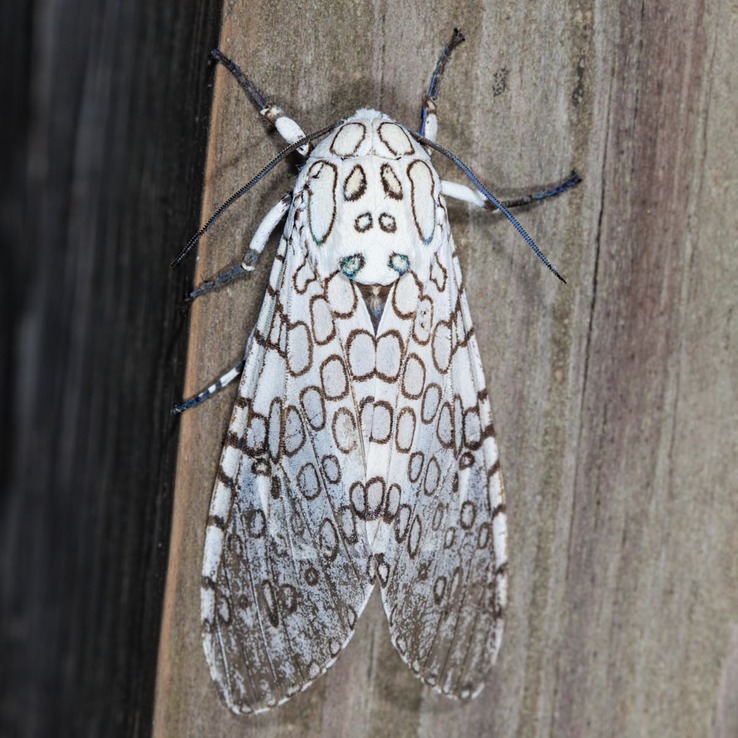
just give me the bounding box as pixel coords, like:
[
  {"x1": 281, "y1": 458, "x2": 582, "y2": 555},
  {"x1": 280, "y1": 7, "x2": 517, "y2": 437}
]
[
  {"x1": 242, "y1": 194, "x2": 292, "y2": 269},
  {"x1": 261, "y1": 105, "x2": 310, "y2": 156},
  {"x1": 422, "y1": 99, "x2": 439, "y2": 144},
  {"x1": 442, "y1": 172, "x2": 582, "y2": 214},
  {"x1": 441, "y1": 180, "x2": 487, "y2": 208}
]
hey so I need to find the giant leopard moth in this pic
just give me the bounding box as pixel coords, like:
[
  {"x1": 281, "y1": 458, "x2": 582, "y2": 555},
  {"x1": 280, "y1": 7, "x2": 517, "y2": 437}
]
[{"x1": 173, "y1": 30, "x2": 580, "y2": 714}]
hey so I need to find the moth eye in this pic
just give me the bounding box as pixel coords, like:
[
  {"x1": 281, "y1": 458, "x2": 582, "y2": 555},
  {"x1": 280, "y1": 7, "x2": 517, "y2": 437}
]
[
  {"x1": 343, "y1": 165, "x2": 367, "y2": 201},
  {"x1": 380, "y1": 163, "x2": 403, "y2": 200},
  {"x1": 354, "y1": 213, "x2": 373, "y2": 232},
  {"x1": 379, "y1": 213, "x2": 397, "y2": 233},
  {"x1": 389, "y1": 252, "x2": 410, "y2": 275},
  {"x1": 339, "y1": 253, "x2": 366, "y2": 279}
]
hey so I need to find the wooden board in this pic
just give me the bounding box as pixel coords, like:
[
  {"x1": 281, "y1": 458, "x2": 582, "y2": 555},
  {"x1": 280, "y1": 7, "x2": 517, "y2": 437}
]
[{"x1": 155, "y1": 1, "x2": 738, "y2": 736}]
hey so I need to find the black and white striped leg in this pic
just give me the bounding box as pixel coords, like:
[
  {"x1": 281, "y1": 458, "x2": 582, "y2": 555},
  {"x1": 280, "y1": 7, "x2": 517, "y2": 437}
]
[
  {"x1": 212, "y1": 50, "x2": 310, "y2": 155},
  {"x1": 173, "y1": 358, "x2": 246, "y2": 414},
  {"x1": 182, "y1": 194, "x2": 291, "y2": 305},
  {"x1": 441, "y1": 171, "x2": 582, "y2": 211},
  {"x1": 419, "y1": 28, "x2": 466, "y2": 143}
]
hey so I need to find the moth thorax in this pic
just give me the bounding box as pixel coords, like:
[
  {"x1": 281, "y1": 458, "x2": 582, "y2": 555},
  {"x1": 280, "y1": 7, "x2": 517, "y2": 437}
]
[{"x1": 301, "y1": 110, "x2": 441, "y2": 286}]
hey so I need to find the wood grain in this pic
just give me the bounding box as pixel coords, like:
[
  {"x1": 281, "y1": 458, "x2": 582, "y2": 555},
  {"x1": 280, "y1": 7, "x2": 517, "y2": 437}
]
[{"x1": 155, "y1": 1, "x2": 738, "y2": 736}]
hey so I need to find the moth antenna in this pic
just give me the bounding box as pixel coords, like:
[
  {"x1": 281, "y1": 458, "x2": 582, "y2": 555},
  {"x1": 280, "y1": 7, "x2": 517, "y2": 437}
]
[
  {"x1": 171, "y1": 122, "x2": 340, "y2": 267},
  {"x1": 411, "y1": 131, "x2": 568, "y2": 283}
]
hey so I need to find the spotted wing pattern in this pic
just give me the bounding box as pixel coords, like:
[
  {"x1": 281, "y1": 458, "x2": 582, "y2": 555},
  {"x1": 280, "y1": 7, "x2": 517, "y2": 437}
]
[
  {"x1": 200, "y1": 232, "x2": 377, "y2": 714},
  {"x1": 200, "y1": 110, "x2": 508, "y2": 713},
  {"x1": 376, "y1": 232, "x2": 508, "y2": 700}
]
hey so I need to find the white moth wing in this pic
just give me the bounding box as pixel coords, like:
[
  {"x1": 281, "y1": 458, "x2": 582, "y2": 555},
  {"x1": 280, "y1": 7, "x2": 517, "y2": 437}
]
[
  {"x1": 378, "y1": 230, "x2": 508, "y2": 699},
  {"x1": 352, "y1": 271, "x2": 421, "y2": 568},
  {"x1": 201, "y1": 229, "x2": 376, "y2": 714}
]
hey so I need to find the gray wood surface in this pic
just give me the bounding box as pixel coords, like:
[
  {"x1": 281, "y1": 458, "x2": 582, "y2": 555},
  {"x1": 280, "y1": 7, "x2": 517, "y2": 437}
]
[{"x1": 154, "y1": 1, "x2": 738, "y2": 736}]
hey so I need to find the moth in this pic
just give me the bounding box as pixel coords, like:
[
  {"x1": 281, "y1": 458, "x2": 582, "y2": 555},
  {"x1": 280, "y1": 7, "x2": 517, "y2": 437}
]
[{"x1": 174, "y1": 30, "x2": 580, "y2": 714}]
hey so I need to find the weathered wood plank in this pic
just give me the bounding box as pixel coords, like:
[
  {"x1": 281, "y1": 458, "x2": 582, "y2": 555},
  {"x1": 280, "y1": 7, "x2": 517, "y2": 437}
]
[{"x1": 155, "y1": 1, "x2": 738, "y2": 736}]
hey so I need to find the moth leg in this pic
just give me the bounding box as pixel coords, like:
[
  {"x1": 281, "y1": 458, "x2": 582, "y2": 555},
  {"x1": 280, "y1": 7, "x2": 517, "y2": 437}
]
[
  {"x1": 441, "y1": 171, "x2": 581, "y2": 211},
  {"x1": 182, "y1": 194, "x2": 291, "y2": 305},
  {"x1": 173, "y1": 358, "x2": 246, "y2": 414},
  {"x1": 419, "y1": 28, "x2": 465, "y2": 143},
  {"x1": 212, "y1": 50, "x2": 310, "y2": 155}
]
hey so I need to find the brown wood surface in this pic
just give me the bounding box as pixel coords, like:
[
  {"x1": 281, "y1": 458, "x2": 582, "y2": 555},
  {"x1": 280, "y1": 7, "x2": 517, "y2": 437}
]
[{"x1": 154, "y1": 1, "x2": 738, "y2": 736}]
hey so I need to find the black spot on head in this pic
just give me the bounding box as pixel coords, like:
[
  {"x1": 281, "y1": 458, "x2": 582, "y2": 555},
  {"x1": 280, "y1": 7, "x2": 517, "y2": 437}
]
[
  {"x1": 344, "y1": 164, "x2": 368, "y2": 201},
  {"x1": 379, "y1": 213, "x2": 397, "y2": 233},
  {"x1": 354, "y1": 212, "x2": 372, "y2": 232},
  {"x1": 380, "y1": 163, "x2": 403, "y2": 199}
]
